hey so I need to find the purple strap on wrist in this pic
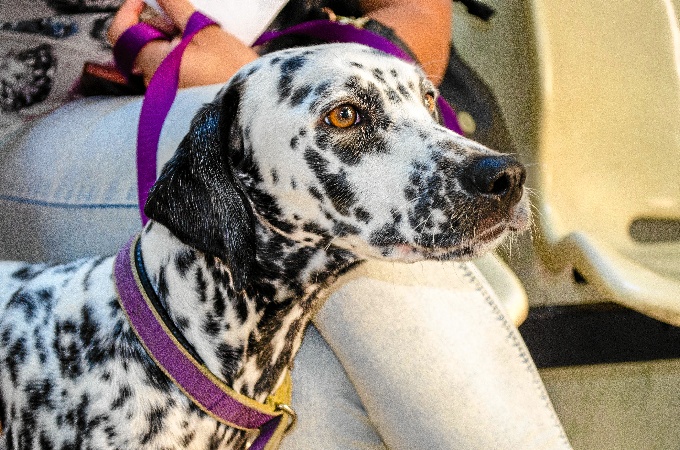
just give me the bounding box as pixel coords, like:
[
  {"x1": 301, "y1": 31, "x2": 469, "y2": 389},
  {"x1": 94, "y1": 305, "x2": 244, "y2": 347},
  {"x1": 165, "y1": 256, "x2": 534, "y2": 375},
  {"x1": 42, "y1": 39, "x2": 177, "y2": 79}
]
[
  {"x1": 136, "y1": 11, "x2": 217, "y2": 224},
  {"x1": 113, "y1": 22, "x2": 169, "y2": 80}
]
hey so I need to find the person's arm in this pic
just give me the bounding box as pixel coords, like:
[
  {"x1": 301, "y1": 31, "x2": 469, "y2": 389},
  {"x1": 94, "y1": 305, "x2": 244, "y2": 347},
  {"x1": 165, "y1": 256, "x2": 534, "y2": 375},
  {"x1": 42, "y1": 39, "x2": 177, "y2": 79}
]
[
  {"x1": 108, "y1": 0, "x2": 258, "y2": 88},
  {"x1": 360, "y1": 0, "x2": 452, "y2": 85},
  {"x1": 108, "y1": 0, "x2": 453, "y2": 88}
]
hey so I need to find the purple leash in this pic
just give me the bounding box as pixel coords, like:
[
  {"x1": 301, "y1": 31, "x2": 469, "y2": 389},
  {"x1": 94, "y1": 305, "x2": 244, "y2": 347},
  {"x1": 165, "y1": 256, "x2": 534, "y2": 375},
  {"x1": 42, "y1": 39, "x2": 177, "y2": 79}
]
[
  {"x1": 114, "y1": 11, "x2": 218, "y2": 225},
  {"x1": 114, "y1": 15, "x2": 295, "y2": 449}
]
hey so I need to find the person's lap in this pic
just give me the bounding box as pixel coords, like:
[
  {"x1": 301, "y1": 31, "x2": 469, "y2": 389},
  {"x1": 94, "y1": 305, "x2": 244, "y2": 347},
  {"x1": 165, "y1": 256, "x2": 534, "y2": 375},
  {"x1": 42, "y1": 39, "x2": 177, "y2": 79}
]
[{"x1": 0, "y1": 85, "x2": 570, "y2": 449}]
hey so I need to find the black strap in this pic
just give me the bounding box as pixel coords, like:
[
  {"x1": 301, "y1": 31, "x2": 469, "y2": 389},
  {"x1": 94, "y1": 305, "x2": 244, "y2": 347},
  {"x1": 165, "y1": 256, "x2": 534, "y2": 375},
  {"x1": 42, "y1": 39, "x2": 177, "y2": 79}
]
[{"x1": 134, "y1": 239, "x2": 205, "y2": 365}]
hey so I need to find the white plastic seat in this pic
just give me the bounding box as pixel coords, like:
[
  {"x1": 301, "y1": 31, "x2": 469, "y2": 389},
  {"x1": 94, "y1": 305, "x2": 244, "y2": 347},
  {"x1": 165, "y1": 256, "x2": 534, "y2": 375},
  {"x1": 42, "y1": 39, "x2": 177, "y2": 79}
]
[
  {"x1": 475, "y1": 253, "x2": 529, "y2": 326},
  {"x1": 451, "y1": 0, "x2": 680, "y2": 324}
]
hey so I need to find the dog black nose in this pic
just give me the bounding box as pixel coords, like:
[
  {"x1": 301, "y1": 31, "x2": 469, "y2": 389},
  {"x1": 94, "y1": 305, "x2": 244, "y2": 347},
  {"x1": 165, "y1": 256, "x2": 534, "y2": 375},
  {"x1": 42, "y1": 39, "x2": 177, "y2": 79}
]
[{"x1": 463, "y1": 155, "x2": 526, "y2": 205}]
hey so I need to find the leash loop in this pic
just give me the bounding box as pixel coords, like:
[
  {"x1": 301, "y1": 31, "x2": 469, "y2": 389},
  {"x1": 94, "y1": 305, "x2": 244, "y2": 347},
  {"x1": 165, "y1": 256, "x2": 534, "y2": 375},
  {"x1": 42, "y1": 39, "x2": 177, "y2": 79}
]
[
  {"x1": 114, "y1": 11, "x2": 217, "y2": 225},
  {"x1": 275, "y1": 403, "x2": 298, "y2": 434},
  {"x1": 113, "y1": 22, "x2": 169, "y2": 80}
]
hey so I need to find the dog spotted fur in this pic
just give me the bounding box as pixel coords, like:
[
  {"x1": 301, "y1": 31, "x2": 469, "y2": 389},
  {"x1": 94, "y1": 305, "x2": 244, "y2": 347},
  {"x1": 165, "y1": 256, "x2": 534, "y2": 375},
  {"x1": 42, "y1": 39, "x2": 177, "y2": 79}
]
[{"x1": 0, "y1": 43, "x2": 529, "y2": 449}]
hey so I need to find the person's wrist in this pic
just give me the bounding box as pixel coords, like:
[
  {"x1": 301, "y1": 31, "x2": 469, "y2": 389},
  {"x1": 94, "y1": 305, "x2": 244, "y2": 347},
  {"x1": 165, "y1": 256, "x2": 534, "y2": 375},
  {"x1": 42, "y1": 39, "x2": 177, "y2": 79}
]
[{"x1": 136, "y1": 39, "x2": 173, "y2": 85}]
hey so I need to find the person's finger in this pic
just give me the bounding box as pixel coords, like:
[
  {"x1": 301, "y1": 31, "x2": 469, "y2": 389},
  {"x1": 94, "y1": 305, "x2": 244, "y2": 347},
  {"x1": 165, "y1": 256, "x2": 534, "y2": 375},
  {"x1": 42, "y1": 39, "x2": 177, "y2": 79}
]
[
  {"x1": 155, "y1": 0, "x2": 197, "y2": 30},
  {"x1": 107, "y1": 0, "x2": 145, "y2": 45}
]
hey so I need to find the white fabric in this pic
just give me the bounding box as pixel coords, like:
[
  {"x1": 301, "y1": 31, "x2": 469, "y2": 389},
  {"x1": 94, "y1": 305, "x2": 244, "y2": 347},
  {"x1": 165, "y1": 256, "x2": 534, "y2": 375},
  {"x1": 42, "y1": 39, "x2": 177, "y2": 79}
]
[
  {"x1": 143, "y1": 0, "x2": 289, "y2": 45},
  {"x1": 311, "y1": 260, "x2": 570, "y2": 449}
]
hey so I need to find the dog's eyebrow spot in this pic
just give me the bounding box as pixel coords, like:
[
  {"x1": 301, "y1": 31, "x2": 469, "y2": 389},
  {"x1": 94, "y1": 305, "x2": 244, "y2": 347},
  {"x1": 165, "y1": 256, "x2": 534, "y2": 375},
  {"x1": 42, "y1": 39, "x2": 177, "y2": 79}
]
[
  {"x1": 397, "y1": 83, "x2": 412, "y2": 99},
  {"x1": 290, "y1": 84, "x2": 312, "y2": 107},
  {"x1": 313, "y1": 81, "x2": 330, "y2": 97},
  {"x1": 278, "y1": 55, "x2": 309, "y2": 102},
  {"x1": 290, "y1": 135, "x2": 299, "y2": 149},
  {"x1": 386, "y1": 89, "x2": 401, "y2": 103},
  {"x1": 372, "y1": 68, "x2": 388, "y2": 86},
  {"x1": 271, "y1": 168, "x2": 279, "y2": 185},
  {"x1": 309, "y1": 81, "x2": 332, "y2": 112}
]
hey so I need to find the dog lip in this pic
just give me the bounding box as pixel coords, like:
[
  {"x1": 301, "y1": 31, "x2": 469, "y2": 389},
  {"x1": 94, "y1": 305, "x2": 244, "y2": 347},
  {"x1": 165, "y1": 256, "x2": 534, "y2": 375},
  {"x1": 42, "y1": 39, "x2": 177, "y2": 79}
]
[
  {"x1": 393, "y1": 222, "x2": 509, "y2": 259},
  {"x1": 475, "y1": 222, "x2": 507, "y2": 241}
]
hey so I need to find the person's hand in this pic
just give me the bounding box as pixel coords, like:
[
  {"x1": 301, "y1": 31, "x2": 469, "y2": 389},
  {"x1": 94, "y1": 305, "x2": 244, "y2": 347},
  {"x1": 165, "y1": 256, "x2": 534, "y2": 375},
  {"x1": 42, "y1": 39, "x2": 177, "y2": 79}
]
[{"x1": 108, "y1": 0, "x2": 258, "y2": 88}]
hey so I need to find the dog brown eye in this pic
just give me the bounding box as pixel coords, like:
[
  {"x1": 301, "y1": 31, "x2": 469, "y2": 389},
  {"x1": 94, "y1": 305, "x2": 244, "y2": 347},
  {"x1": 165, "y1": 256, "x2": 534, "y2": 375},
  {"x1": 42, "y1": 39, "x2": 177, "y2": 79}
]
[
  {"x1": 424, "y1": 93, "x2": 436, "y2": 113},
  {"x1": 326, "y1": 105, "x2": 360, "y2": 128}
]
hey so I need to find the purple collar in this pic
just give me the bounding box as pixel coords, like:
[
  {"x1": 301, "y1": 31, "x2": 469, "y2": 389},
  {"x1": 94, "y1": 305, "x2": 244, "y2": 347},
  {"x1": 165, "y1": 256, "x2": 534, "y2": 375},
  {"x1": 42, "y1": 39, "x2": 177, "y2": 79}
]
[{"x1": 114, "y1": 235, "x2": 295, "y2": 449}]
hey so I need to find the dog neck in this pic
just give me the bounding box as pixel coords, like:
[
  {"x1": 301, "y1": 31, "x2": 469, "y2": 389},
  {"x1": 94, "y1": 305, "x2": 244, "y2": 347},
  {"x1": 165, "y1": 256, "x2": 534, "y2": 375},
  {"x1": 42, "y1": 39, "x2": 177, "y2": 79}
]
[{"x1": 137, "y1": 221, "x2": 358, "y2": 402}]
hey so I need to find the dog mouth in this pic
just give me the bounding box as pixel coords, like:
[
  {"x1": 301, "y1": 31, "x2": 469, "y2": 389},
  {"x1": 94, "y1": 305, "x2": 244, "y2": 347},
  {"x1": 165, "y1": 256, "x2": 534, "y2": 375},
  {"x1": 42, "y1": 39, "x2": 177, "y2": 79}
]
[
  {"x1": 390, "y1": 222, "x2": 510, "y2": 260},
  {"x1": 385, "y1": 201, "x2": 531, "y2": 261}
]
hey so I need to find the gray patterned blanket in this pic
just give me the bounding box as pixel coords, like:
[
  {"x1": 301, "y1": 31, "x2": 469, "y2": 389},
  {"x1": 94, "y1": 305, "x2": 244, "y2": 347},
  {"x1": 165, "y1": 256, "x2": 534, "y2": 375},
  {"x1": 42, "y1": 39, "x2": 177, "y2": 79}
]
[{"x1": 0, "y1": 0, "x2": 119, "y2": 140}]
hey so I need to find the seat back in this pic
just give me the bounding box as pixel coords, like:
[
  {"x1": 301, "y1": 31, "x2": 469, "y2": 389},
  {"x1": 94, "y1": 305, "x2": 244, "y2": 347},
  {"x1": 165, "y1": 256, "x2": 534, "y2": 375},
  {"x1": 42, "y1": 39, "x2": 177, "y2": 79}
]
[{"x1": 452, "y1": 0, "x2": 680, "y2": 323}]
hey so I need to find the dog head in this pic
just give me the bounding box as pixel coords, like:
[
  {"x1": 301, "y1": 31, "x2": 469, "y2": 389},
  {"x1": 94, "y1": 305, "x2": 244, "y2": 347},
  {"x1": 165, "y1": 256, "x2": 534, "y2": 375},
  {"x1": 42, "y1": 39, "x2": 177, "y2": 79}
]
[{"x1": 146, "y1": 44, "x2": 529, "y2": 289}]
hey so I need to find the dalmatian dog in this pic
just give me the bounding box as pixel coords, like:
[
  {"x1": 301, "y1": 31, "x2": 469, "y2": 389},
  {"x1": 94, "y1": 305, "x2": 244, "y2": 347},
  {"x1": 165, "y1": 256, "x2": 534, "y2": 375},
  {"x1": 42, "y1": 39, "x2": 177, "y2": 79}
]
[{"x1": 0, "y1": 43, "x2": 529, "y2": 449}]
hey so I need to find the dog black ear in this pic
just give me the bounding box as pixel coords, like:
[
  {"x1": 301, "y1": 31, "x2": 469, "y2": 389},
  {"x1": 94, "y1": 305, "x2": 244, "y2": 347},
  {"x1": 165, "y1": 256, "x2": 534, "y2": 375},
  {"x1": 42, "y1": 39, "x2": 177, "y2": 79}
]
[{"x1": 144, "y1": 81, "x2": 255, "y2": 291}]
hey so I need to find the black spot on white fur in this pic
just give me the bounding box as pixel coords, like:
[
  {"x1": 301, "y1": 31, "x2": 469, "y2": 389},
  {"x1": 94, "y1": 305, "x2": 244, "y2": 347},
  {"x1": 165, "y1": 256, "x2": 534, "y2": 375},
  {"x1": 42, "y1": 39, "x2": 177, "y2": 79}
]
[{"x1": 278, "y1": 55, "x2": 308, "y2": 103}]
